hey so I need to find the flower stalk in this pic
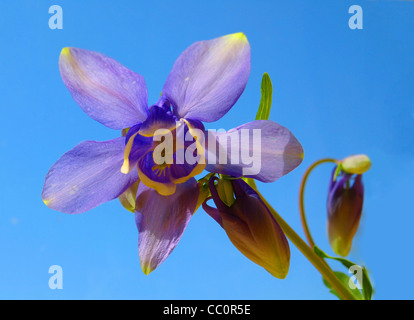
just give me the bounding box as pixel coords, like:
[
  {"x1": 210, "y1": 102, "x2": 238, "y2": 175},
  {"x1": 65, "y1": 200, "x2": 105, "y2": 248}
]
[
  {"x1": 299, "y1": 158, "x2": 339, "y2": 247},
  {"x1": 257, "y1": 191, "x2": 356, "y2": 301}
]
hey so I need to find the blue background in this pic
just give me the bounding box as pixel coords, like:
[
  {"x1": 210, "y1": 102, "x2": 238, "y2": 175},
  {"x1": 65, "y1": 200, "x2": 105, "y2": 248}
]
[{"x1": 0, "y1": 0, "x2": 413, "y2": 299}]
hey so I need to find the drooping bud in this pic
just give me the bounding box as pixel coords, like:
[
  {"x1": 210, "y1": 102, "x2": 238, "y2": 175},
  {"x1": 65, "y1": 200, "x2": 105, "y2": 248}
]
[
  {"x1": 341, "y1": 154, "x2": 371, "y2": 175},
  {"x1": 203, "y1": 177, "x2": 290, "y2": 279},
  {"x1": 327, "y1": 168, "x2": 364, "y2": 257}
]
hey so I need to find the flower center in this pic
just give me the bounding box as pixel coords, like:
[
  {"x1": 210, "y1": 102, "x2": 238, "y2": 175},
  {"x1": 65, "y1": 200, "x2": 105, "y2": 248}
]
[{"x1": 151, "y1": 163, "x2": 171, "y2": 176}]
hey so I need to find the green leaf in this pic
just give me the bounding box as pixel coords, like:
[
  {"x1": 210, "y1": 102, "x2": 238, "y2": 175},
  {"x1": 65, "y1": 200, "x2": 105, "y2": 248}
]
[
  {"x1": 314, "y1": 246, "x2": 354, "y2": 269},
  {"x1": 255, "y1": 73, "x2": 273, "y2": 120},
  {"x1": 362, "y1": 267, "x2": 374, "y2": 300},
  {"x1": 322, "y1": 271, "x2": 363, "y2": 300},
  {"x1": 314, "y1": 246, "x2": 374, "y2": 300}
]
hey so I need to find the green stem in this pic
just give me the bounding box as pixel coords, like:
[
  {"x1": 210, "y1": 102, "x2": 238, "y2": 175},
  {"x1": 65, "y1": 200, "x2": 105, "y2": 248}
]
[
  {"x1": 257, "y1": 191, "x2": 355, "y2": 301},
  {"x1": 299, "y1": 158, "x2": 339, "y2": 247}
]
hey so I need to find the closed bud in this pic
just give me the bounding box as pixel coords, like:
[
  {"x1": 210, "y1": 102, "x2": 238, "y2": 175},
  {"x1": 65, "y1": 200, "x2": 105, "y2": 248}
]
[
  {"x1": 341, "y1": 154, "x2": 371, "y2": 175},
  {"x1": 327, "y1": 168, "x2": 364, "y2": 257},
  {"x1": 203, "y1": 177, "x2": 290, "y2": 278}
]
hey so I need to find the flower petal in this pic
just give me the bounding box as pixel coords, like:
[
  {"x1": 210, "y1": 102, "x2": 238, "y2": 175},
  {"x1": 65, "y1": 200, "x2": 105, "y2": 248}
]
[
  {"x1": 162, "y1": 33, "x2": 250, "y2": 122},
  {"x1": 42, "y1": 137, "x2": 138, "y2": 214},
  {"x1": 59, "y1": 47, "x2": 148, "y2": 129},
  {"x1": 121, "y1": 123, "x2": 153, "y2": 174},
  {"x1": 135, "y1": 178, "x2": 199, "y2": 274},
  {"x1": 138, "y1": 105, "x2": 178, "y2": 137},
  {"x1": 205, "y1": 120, "x2": 304, "y2": 182}
]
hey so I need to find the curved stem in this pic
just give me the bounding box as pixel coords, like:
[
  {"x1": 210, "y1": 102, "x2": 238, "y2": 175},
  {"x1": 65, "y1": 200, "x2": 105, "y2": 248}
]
[
  {"x1": 299, "y1": 158, "x2": 339, "y2": 247},
  {"x1": 257, "y1": 192, "x2": 355, "y2": 301}
]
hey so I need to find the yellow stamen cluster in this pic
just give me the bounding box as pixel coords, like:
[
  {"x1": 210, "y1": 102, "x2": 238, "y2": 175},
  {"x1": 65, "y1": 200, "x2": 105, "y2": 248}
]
[{"x1": 151, "y1": 163, "x2": 171, "y2": 177}]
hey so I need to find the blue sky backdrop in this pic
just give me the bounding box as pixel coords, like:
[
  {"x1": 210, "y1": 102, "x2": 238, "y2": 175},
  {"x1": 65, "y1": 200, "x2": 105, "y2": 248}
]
[{"x1": 0, "y1": 0, "x2": 413, "y2": 299}]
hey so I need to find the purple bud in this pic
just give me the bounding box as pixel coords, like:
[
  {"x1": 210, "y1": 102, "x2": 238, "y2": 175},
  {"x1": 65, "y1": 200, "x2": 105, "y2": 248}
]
[
  {"x1": 203, "y1": 177, "x2": 290, "y2": 278},
  {"x1": 327, "y1": 168, "x2": 364, "y2": 257}
]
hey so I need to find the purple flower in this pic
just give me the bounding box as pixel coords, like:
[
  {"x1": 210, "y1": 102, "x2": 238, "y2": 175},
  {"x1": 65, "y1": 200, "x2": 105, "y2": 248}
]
[
  {"x1": 203, "y1": 178, "x2": 290, "y2": 279},
  {"x1": 42, "y1": 33, "x2": 304, "y2": 274},
  {"x1": 327, "y1": 168, "x2": 364, "y2": 257}
]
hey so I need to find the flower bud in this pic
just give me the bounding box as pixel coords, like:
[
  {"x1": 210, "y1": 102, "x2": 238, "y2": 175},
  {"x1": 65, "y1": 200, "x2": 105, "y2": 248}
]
[
  {"x1": 327, "y1": 168, "x2": 364, "y2": 257},
  {"x1": 341, "y1": 154, "x2": 371, "y2": 175},
  {"x1": 203, "y1": 177, "x2": 290, "y2": 278}
]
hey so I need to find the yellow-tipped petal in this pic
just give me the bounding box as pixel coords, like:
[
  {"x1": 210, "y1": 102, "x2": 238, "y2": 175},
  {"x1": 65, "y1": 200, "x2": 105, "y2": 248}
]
[
  {"x1": 60, "y1": 47, "x2": 71, "y2": 57},
  {"x1": 136, "y1": 179, "x2": 198, "y2": 275},
  {"x1": 59, "y1": 47, "x2": 149, "y2": 129},
  {"x1": 162, "y1": 32, "x2": 250, "y2": 122},
  {"x1": 141, "y1": 262, "x2": 153, "y2": 275},
  {"x1": 226, "y1": 32, "x2": 248, "y2": 44}
]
